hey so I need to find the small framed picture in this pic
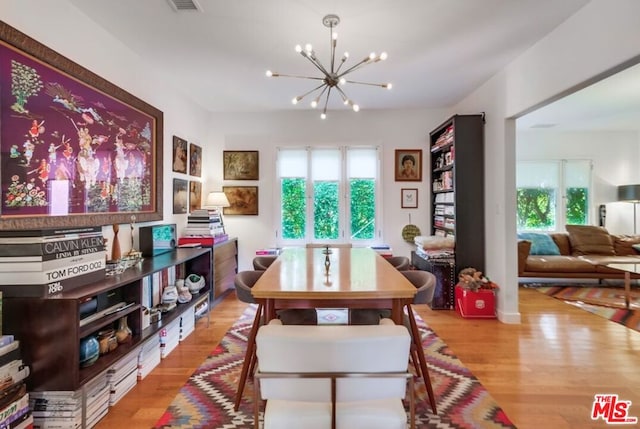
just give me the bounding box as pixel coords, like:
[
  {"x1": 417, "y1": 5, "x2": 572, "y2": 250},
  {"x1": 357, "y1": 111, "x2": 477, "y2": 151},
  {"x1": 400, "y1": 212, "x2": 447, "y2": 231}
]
[
  {"x1": 173, "y1": 178, "x2": 188, "y2": 214},
  {"x1": 172, "y1": 136, "x2": 188, "y2": 174},
  {"x1": 223, "y1": 186, "x2": 259, "y2": 215},
  {"x1": 223, "y1": 150, "x2": 259, "y2": 180},
  {"x1": 189, "y1": 181, "x2": 202, "y2": 213},
  {"x1": 401, "y1": 188, "x2": 418, "y2": 208},
  {"x1": 395, "y1": 149, "x2": 422, "y2": 182},
  {"x1": 189, "y1": 143, "x2": 202, "y2": 177}
]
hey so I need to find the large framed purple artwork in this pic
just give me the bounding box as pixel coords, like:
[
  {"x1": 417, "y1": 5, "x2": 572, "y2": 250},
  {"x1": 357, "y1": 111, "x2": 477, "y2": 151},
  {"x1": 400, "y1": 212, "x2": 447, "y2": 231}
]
[{"x1": 0, "y1": 21, "x2": 163, "y2": 230}]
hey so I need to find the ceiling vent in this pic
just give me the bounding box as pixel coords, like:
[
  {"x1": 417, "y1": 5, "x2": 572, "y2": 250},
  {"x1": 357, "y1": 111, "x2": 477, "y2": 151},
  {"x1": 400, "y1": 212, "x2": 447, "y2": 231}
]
[{"x1": 167, "y1": 0, "x2": 203, "y2": 12}]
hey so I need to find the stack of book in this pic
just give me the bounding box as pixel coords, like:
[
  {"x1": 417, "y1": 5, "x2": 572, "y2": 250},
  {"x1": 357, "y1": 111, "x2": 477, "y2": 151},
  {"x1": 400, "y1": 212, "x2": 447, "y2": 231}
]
[
  {"x1": 370, "y1": 245, "x2": 393, "y2": 258},
  {"x1": 0, "y1": 335, "x2": 32, "y2": 429},
  {"x1": 30, "y1": 390, "x2": 82, "y2": 429},
  {"x1": 107, "y1": 350, "x2": 138, "y2": 406},
  {"x1": 159, "y1": 319, "x2": 180, "y2": 359},
  {"x1": 137, "y1": 337, "x2": 161, "y2": 381},
  {"x1": 255, "y1": 248, "x2": 281, "y2": 256},
  {"x1": 0, "y1": 226, "x2": 106, "y2": 298},
  {"x1": 84, "y1": 372, "x2": 110, "y2": 428},
  {"x1": 184, "y1": 209, "x2": 225, "y2": 237},
  {"x1": 179, "y1": 306, "x2": 195, "y2": 342}
]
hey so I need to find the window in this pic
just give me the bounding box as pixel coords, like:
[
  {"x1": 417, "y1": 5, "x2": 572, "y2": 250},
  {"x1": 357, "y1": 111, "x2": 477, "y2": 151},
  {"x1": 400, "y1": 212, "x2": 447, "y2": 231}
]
[
  {"x1": 277, "y1": 147, "x2": 380, "y2": 245},
  {"x1": 516, "y1": 160, "x2": 591, "y2": 231}
]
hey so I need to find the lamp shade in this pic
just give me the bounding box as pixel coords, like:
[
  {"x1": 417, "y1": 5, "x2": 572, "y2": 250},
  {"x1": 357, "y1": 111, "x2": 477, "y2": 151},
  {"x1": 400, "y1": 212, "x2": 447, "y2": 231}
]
[
  {"x1": 618, "y1": 185, "x2": 640, "y2": 202},
  {"x1": 205, "y1": 191, "x2": 230, "y2": 208}
]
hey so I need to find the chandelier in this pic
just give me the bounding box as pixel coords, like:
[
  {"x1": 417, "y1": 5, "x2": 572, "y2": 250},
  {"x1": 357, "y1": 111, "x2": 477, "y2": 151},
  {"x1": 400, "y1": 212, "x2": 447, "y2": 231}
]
[{"x1": 266, "y1": 14, "x2": 392, "y2": 119}]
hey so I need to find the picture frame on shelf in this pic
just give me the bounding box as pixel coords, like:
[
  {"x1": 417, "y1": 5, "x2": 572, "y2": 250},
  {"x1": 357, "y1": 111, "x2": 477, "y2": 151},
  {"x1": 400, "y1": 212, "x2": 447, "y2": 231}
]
[
  {"x1": 394, "y1": 149, "x2": 422, "y2": 182},
  {"x1": 173, "y1": 178, "x2": 188, "y2": 214},
  {"x1": 223, "y1": 150, "x2": 259, "y2": 180},
  {"x1": 172, "y1": 136, "x2": 188, "y2": 174},
  {"x1": 0, "y1": 21, "x2": 164, "y2": 230},
  {"x1": 223, "y1": 186, "x2": 259, "y2": 215},
  {"x1": 189, "y1": 181, "x2": 202, "y2": 213},
  {"x1": 401, "y1": 188, "x2": 418, "y2": 208},
  {"x1": 189, "y1": 143, "x2": 202, "y2": 177}
]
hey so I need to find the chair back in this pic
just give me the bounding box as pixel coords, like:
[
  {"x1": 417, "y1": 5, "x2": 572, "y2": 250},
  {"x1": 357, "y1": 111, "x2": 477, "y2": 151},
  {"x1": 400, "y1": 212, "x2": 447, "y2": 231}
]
[
  {"x1": 386, "y1": 256, "x2": 411, "y2": 271},
  {"x1": 401, "y1": 270, "x2": 436, "y2": 304},
  {"x1": 253, "y1": 255, "x2": 277, "y2": 271},
  {"x1": 234, "y1": 270, "x2": 263, "y2": 304},
  {"x1": 256, "y1": 320, "x2": 410, "y2": 402}
]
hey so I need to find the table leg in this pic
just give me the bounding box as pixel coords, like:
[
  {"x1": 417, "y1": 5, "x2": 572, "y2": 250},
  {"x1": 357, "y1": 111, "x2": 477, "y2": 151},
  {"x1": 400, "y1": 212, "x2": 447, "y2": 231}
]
[
  {"x1": 234, "y1": 303, "x2": 263, "y2": 411},
  {"x1": 625, "y1": 271, "x2": 631, "y2": 310},
  {"x1": 406, "y1": 304, "x2": 437, "y2": 415}
]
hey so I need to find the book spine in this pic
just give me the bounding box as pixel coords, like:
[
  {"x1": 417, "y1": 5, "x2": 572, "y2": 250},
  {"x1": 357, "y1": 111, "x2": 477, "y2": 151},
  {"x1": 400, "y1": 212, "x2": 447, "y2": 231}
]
[
  {"x1": 0, "y1": 253, "x2": 105, "y2": 282},
  {"x1": 0, "y1": 225, "x2": 102, "y2": 238},
  {"x1": 0, "y1": 348, "x2": 21, "y2": 367},
  {"x1": 0, "y1": 340, "x2": 19, "y2": 358},
  {"x1": 0, "y1": 250, "x2": 106, "y2": 272},
  {"x1": 0, "y1": 269, "x2": 105, "y2": 297},
  {"x1": 0, "y1": 236, "x2": 105, "y2": 258},
  {"x1": 0, "y1": 392, "x2": 29, "y2": 429}
]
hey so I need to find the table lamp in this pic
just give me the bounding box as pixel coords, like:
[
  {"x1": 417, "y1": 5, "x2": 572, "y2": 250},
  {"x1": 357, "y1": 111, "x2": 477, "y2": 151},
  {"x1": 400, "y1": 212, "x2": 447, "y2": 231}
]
[
  {"x1": 617, "y1": 184, "x2": 640, "y2": 234},
  {"x1": 205, "y1": 191, "x2": 231, "y2": 235}
]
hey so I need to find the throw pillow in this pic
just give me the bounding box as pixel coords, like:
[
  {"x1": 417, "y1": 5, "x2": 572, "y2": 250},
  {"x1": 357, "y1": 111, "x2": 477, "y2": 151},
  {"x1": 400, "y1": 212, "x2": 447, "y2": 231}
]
[
  {"x1": 517, "y1": 232, "x2": 560, "y2": 255},
  {"x1": 565, "y1": 225, "x2": 615, "y2": 256},
  {"x1": 612, "y1": 235, "x2": 640, "y2": 255},
  {"x1": 632, "y1": 243, "x2": 640, "y2": 254}
]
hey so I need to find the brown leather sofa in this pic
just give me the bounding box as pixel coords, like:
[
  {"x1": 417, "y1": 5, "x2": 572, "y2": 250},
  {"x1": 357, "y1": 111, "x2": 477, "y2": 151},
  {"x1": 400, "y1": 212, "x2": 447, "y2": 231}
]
[{"x1": 518, "y1": 230, "x2": 640, "y2": 280}]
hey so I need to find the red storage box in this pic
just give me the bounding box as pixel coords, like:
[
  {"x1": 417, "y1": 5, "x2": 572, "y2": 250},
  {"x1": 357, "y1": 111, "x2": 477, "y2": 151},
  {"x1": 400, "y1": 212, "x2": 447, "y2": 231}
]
[{"x1": 455, "y1": 285, "x2": 496, "y2": 319}]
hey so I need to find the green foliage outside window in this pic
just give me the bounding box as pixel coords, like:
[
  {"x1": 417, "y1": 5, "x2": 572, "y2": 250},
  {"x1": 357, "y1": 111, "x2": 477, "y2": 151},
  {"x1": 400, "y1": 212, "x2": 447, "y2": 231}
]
[
  {"x1": 281, "y1": 178, "x2": 306, "y2": 239},
  {"x1": 566, "y1": 187, "x2": 588, "y2": 225},
  {"x1": 350, "y1": 179, "x2": 375, "y2": 239},
  {"x1": 314, "y1": 181, "x2": 339, "y2": 239},
  {"x1": 517, "y1": 187, "x2": 588, "y2": 230},
  {"x1": 517, "y1": 188, "x2": 556, "y2": 230}
]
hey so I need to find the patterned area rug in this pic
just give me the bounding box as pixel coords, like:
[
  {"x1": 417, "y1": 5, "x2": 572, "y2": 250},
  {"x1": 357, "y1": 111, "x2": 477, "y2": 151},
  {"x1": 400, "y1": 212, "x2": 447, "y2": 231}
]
[
  {"x1": 153, "y1": 305, "x2": 516, "y2": 429},
  {"x1": 534, "y1": 285, "x2": 640, "y2": 333}
]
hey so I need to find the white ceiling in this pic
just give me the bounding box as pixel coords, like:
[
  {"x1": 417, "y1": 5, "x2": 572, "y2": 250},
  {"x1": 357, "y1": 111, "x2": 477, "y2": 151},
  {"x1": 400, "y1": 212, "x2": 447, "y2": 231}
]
[{"x1": 68, "y1": 0, "x2": 592, "y2": 117}]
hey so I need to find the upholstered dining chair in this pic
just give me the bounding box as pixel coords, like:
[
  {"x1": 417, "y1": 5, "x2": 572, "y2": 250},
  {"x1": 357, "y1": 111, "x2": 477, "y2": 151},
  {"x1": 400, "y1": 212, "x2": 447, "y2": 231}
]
[
  {"x1": 349, "y1": 269, "x2": 438, "y2": 414},
  {"x1": 252, "y1": 255, "x2": 277, "y2": 271},
  {"x1": 254, "y1": 319, "x2": 415, "y2": 429},
  {"x1": 233, "y1": 270, "x2": 318, "y2": 411},
  {"x1": 385, "y1": 255, "x2": 411, "y2": 271}
]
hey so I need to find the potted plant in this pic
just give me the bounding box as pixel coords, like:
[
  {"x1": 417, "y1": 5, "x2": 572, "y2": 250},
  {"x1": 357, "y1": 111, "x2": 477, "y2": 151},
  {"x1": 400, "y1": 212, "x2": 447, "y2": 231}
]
[{"x1": 455, "y1": 267, "x2": 498, "y2": 318}]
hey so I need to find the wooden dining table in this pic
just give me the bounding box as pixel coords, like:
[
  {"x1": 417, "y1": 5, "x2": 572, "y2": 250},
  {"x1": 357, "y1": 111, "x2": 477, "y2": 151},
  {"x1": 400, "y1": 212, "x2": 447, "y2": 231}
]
[{"x1": 233, "y1": 247, "x2": 437, "y2": 414}]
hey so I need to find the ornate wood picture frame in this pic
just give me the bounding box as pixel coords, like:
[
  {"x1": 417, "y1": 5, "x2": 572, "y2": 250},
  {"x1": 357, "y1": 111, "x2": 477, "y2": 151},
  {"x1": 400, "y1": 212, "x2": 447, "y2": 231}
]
[
  {"x1": 223, "y1": 186, "x2": 258, "y2": 215},
  {"x1": 0, "y1": 21, "x2": 164, "y2": 230},
  {"x1": 189, "y1": 181, "x2": 202, "y2": 213},
  {"x1": 172, "y1": 136, "x2": 187, "y2": 174},
  {"x1": 223, "y1": 150, "x2": 259, "y2": 180},
  {"x1": 189, "y1": 143, "x2": 202, "y2": 177},
  {"x1": 394, "y1": 149, "x2": 422, "y2": 182},
  {"x1": 173, "y1": 178, "x2": 188, "y2": 214}
]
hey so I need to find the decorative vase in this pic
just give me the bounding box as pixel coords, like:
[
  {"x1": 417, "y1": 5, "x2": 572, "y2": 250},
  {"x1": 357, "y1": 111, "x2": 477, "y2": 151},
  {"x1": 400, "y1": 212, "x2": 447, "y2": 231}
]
[
  {"x1": 115, "y1": 316, "x2": 132, "y2": 343},
  {"x1": 79, "y1": 335, "x2": 100, "y2": 368},
  {"x1": 111, "y1": 224, "x2": 121, "y2": 261}
]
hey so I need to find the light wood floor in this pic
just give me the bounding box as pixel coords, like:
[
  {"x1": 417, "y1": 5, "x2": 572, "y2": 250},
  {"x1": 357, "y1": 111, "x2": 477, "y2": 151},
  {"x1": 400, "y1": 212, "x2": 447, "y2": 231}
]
[{"x1": 95, "y1": 286, "x2": 640, "y2": 429}]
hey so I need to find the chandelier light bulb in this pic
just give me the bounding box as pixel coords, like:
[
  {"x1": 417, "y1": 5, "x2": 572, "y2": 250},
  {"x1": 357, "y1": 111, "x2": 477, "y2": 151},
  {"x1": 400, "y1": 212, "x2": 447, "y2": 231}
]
[
  {"x1": 292, "y1": 97, "x2": 300, "y2": 105},
  {"x1": 305, "y1": 43, "x2": 313, "y2": 53},
  {"x1": 265, "y1": 70, "x2": 273, "y2": 77},
  {"x1": 339, "y1": 77, "x2": 346, "y2": 85},
  {"x1": 379, "y1": 52, "x2": 388, "y2": 61},
  {"x1": 385, "y1": 83, "x2": 392, "y2": 90},
  {"x1": 369, "y1": 52, "x2": 376, "y2": 60},
  {"x1": 321, "y1": 112, "x2": 327, "y2": 120},
  {"x1": 295, "y1": 44, "x2": 302, "y2": 53},
  {"x1": 332, "y1": 32, "x2": 338, "y2": 40},
  {"x1": 311, "y1": 100, "x2": 318, "y2": 108},
  {"x1": 352, "y1": 104, "x2": 360, "y2": 112}
]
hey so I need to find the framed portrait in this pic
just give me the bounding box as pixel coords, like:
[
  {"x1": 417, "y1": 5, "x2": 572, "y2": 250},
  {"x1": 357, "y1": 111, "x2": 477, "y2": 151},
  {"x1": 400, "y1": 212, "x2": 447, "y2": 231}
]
[
  {"x1": 395, "y1": 149, "x2": 422, "y2": 182},
  {"x1": 189, "y1": 181, "x2": 202, "y2": 213},
  {"x1": 189, "y1": 143, "x2": 202, "y2": 177},
  {"x1": 223, "y1": 186, "x2": 258, "y2": 215},
  {"x1": 401, "y1": 188, "x2": 418, "y2": 208},
  {"x1": 0, "y1": 21, "x2": 163, "y2": 230},
  {"x1": 223, "y1": 150, "x2": 259, "y2": 180},
  {"x1": 173, "y1": 178, "x2": 188, "y2": 214},
  {"x1": 172, "y1": 136, "x2": 187, "y2": 174}
]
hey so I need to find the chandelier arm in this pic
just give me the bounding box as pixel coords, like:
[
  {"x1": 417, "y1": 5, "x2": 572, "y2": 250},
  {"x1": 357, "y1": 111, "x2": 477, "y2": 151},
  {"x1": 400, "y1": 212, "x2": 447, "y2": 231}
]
[
  {"x1": 322, "y1": 86, "x2": 333, "y2": 115},
  {"x1": 343, "y1": 80, "x2": 390, "y2": 88},
  {"x1": 330, "y1": 24, "x2": 336, "y2": 74},
  {"x1": 272, "y1": 73, "x2": 326, "y2": 81},
  {"x1": 297, "y1": 82, "x2": 329, "y2": 101},
  {"x1": 335, "y1": 57, "x2": 347, "y2": 75},
  {"x1": 301, "y1": 52, "x2": 332, "y2": 78},
  {"x1": 337, "y1": 57, "x2": 373, "y2": 78},
  {"x1": 334, "y1": 85, "x2": 349, "y2": 103}
]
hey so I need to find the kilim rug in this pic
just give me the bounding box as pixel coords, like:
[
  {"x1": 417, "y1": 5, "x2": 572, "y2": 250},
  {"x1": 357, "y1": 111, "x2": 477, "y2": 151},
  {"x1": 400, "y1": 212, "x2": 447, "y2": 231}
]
[
  {"x1": 153, "y1": 305, "x2": 516, "y2": 429},
  {"x1": 534, "y1": 285, "x2": 640, "y2": 333}
]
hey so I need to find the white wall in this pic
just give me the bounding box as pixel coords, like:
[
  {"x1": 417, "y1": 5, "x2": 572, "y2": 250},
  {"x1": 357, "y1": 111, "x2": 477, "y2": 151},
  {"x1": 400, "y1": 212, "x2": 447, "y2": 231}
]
[
  {"x1": 517, "y1": 129, "x2": 640, "y2": 233},
  {"x1": 4, "y1": 0, "x2": 212, "y2": 254},
  {"x1": 453, "y1": 0, "x2": 640, "y2": 323},
  {"x1": 204, "y1": 109, "x2": 449, "y2": 270}
]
